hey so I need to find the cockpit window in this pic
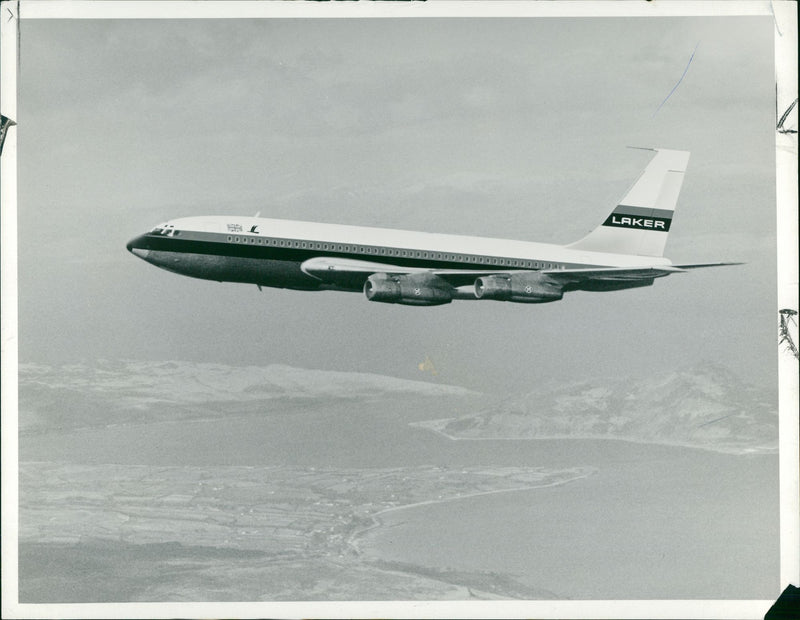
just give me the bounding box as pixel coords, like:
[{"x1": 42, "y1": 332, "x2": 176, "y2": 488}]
[{"x1": 150, "y1": 223, "x2": 176, "y2": 236}]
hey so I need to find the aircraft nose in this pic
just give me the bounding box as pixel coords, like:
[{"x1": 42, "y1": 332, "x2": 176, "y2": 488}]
[{"x1": 126, "y1": 234, "x2": 150, "y2": 260}]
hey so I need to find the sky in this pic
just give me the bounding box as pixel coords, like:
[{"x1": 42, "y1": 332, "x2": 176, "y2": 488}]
[{"x1": 15, "y1": 13, "x2": 778, "y2": 394}]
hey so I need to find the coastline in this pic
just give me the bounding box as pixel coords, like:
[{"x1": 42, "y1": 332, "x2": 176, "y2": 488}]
[
  {"x1": 346, "y1": 466, "x2": 596, "y2": 556},
  {"x1": 410, "y1": 418, "x2": 778, "y2": 456}
]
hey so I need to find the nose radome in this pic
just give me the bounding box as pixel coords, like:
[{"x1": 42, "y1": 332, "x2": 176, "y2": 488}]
[{"x1": 126, "y1": 234, "x2": 151, "y2": 260}]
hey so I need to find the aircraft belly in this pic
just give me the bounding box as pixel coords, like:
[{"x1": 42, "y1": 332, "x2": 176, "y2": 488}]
[{"x1": 145, "y1": 251, "x2": 324, "y2": 290}]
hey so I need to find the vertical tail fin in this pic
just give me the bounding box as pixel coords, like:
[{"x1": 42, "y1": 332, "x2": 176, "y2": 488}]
[{"x1": 567, "y1": 148, "x2": 690, "y2": 257}]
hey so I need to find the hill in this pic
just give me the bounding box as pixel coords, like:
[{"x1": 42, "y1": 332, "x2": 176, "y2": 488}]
[{"x1": 416, "y1": 363, "x2": 777, "y2": 454}]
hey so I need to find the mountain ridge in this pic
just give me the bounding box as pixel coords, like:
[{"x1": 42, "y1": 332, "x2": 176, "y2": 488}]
[
  {"x1": 17, "y1": 359, "x2": 777, "y2": 454},
  {"x1": 419, "y1": 362, "x2": 777, "y2": 454}
]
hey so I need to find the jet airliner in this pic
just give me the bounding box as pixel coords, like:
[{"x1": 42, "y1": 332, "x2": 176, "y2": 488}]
[{"x1": 126, "y1": 148, "x2": 738, "y2": 306}]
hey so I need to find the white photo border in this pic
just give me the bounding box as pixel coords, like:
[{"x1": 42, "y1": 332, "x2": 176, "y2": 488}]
[{"x1": 1, "y1": 1, "x2": 797, "y2": 618}]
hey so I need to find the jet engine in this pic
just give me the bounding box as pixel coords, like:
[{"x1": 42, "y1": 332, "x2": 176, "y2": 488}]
[
  {"x1": 474, "y1": 272, "x2": 563, "y2": 303},
  {"x1": 364, "y1": 273, "x2": 453, "y2": 306}
]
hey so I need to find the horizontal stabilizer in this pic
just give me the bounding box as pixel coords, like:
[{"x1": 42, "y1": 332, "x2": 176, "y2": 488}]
[{"x1": 671, "y1": 262, "x2": 744, "y2": 269}]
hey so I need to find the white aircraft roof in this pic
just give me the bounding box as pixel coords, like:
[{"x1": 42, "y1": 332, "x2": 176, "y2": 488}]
[{"x1": 171, "y1": 215, "x2": 671, "y2": 267}]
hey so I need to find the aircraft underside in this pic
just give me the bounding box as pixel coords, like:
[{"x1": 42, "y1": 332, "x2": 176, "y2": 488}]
[
  {"x1": 143, "y1": 251, "x2": 330, "y2": 290},
  {"x1": 138, "y1": 249, "x2": 656, "y2": 305}
]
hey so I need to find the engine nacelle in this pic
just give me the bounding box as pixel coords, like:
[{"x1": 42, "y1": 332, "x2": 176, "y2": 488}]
[
  {"x1": 364, "y1": 272, "x2": 453, "y2": 306},
  {"x1": 474, "y1": 275, "x2": 512, "y2": 300},
  {"x1": 475, "y1": 273, "x2": 563, "y2": 303}
]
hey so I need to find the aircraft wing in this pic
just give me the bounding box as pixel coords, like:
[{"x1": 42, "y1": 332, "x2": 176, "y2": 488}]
[
  {"x1": 302, "y1": 257, "x2": 435, "y2": 277},
  {"x1": 301, "y1": 257, "x2": 742, "y2": 290},
  {"x1": 540, "y1": 265, "x2": 683, "y2": 282},
  {"x1": 539, "y1": 262, "x2": 742, "y2": 282},
  {"x1": 301, "y1": 256, "x2": 507, "y2": 287}
]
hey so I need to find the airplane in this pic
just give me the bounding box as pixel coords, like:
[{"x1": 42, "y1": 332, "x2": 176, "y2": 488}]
[{"x1": 126, "y1": 148, "x2": 739, "y2": 306}]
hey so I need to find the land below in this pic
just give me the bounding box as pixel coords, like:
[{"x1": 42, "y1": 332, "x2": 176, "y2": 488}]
[
  {"x1": 20, "y1": 461, "x2": 587, "y2": 601},
  {"x1": 16, "y1": 359, "x2": 779, "y2": 602}
]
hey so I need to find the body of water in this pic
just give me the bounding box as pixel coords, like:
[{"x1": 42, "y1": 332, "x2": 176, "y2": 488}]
[{"x1": 20, "y1": 394, "x2": 780, "y2": 599}]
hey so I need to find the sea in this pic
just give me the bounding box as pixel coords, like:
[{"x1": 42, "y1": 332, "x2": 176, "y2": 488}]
[{"x1": 19, "y1": 393, "x2": 779, "y2": 600}]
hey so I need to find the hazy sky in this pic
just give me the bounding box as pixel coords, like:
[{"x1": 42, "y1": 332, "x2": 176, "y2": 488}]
[{"x1": 16, "y1": 14, "x2": 777, "y2": 393}]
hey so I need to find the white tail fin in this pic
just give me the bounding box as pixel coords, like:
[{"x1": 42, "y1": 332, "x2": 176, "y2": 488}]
[{"x1": 567, "y1": 148, "x2": 690, "y2": 257}]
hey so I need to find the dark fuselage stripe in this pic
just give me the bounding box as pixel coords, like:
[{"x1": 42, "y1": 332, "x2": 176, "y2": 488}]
[{"x1": 133, "y1": 231, "x2": 579, "y2": 271}]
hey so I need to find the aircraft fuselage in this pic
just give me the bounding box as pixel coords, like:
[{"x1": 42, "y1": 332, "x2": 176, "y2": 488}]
[{"x1": 127, "y1": 216, "x2": 669, "y2": 294}]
